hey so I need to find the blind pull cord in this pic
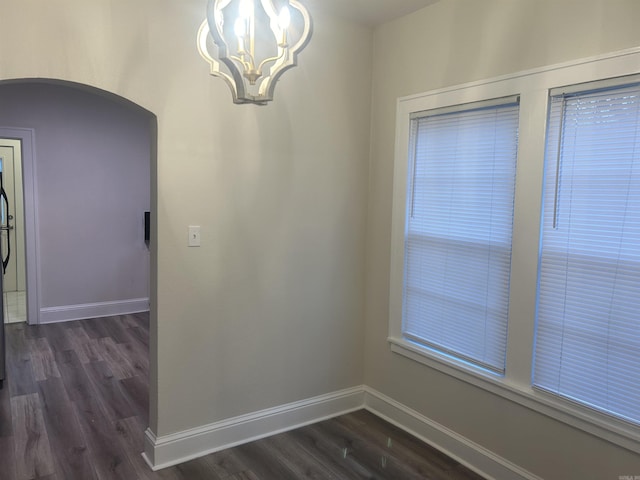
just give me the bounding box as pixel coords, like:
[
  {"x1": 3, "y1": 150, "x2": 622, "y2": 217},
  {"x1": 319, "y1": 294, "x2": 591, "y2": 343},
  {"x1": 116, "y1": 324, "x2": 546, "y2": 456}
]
[{"x1": 552, "y1": 96, "x2": 567, "y2": 230}]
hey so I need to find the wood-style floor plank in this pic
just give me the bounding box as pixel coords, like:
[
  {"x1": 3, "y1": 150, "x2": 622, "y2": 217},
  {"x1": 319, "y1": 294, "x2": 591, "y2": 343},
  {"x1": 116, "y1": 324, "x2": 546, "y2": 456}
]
[
  {"x1": 83, "y1": 360, "x2": 136, "y2": 422},
  {"x1": 120, "y1": 375, "x2": 149, "y2": 424},
  {"x1": 127, "y1": 325, "x2": 149, "y2": 348},
  {"x1": 201, "y1": 449, "x2": 251, "y2": 479},
  {"x1": 113, "y1": 416, "x2": 160, "y2": 480},
  {"x1": 233, "y1": 440, "x2": 301, "y2": 480},
  {"x1": 73, "y1": 400, "x2": 139, "y2": 480},
  {"x1": 37, "y1": 377, "x2": 98, "y2": 480},
  {"x1": 263, "y1": 432, "x2": 356, "y2": 479},
  {"x1": 81, "y1": 317, "x2": 112, "y2": 340},
  {"x1": 0, "y1": 435, "x2": 18, "y2": 480},
  {"x1": 27, "y1": 337, "x2": 61, "y2": 382},
  {"x1": 41, "y1": 323, "x2": 73, "y2": 354},
  {"x1": 10, "y1": 393, "x2": 55, "y2": 479},
  {"x1": 101, "y1": 317, "x2": 133, "y2": 345},
  {"x1": 65, "y1": 325, "x2": 99, "y2": 364},
  {"x1": 97, "y1": 336, "x2": 137, "y2": 380},
  {"x1": 304, "y1": 420, "x2": 407, "y2": 479},
  {"x1": 337, "y1": 410, "x2": 472, "y2": 479},
  {"x1": 0, "y1": 378, "x2": 13, "y2": 437},
  {"x1": 5, "y1": 325, "x2": 38, "y2": 397},
  {"x1": 54, "y1": 349, "x2": 96, "y2": 411},
  {"x1": 117, "y1": 339, "x2": 150, "y2": 377},
  {"x1": 2, "y1": 313, "x2": 485, "y2": 480},
  {"x1": 226, "y1": 472, "x2": 260, "y2": 480},
  {"x1": 287, "y1": 425, "x2": 372, "y2": 479},
  {"x1": 173, "y1": 455, "x2": 228, "y2": 480}
]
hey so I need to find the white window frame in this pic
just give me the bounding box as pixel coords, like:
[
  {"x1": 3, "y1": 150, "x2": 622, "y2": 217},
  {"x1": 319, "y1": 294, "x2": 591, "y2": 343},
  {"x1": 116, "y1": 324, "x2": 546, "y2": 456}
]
[{"x1": 389, "y1": 46, "x2": 640, "y2": 454}]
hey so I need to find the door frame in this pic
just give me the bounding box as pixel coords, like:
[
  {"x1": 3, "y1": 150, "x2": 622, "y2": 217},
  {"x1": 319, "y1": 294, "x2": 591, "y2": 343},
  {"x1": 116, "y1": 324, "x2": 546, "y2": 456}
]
[{"x1": 0, "y1": 127, "x2": 39, "y2": 325}]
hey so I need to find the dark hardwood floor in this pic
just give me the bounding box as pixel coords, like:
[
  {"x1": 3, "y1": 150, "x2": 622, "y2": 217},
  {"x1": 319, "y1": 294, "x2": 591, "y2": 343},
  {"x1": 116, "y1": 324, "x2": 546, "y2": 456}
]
[{"x1": 1, "y1": 314, "x2": 484, "y2": 480}]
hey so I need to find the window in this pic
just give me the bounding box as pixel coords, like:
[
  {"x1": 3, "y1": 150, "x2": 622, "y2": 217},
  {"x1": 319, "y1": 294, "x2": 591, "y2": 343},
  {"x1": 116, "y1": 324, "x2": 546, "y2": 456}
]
[
  {"x1": 402, "y1": 98, "x2": 519, "y2": 374},
  {"x1": 534, "y1": 79, "x2": 640, "y2": 425},
  {"x1": 389, "y1": 48, "x2": 640, "y2": 452}
]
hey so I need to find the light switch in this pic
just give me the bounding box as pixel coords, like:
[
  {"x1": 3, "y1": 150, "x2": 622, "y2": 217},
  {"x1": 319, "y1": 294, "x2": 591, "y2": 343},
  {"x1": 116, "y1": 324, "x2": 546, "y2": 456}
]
[{"x1": 188, "y1": 226, "x2": 201, "y2": 247}]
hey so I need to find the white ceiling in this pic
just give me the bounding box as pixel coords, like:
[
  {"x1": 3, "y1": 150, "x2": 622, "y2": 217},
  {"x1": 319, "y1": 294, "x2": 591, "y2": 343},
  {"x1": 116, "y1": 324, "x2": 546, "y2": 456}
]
[{"x1": 306, "y1": 0, "x2": 439, "y2": 27}]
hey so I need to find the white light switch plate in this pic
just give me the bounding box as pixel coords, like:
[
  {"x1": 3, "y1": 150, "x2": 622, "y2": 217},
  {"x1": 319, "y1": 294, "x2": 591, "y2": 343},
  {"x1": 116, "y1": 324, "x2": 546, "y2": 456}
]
[{"x1": 188, "y1": 226, "x2": 201, "y2": 247}]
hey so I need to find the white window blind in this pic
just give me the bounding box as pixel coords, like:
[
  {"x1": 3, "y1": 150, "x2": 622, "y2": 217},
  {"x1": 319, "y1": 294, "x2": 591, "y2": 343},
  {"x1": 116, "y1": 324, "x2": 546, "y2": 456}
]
[
  {"x1": 403, "y1": 98, "x2": 520, "y2": 374},
  {"x1": 534, "y1": 82, "x2": 640, "y2": 424}
]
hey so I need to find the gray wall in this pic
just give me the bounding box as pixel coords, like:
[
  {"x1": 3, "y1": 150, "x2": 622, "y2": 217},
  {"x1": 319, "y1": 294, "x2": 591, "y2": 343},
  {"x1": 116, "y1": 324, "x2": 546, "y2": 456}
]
[
  {"x1": 0, "y1": 0, "x2": 372, "y2": 439},
  {"x1": 0, "y1": 83, "x2": 151, "y2": 309},
  {"x1": 366, "y1": 1, "x2": 640, "y2": 478}
]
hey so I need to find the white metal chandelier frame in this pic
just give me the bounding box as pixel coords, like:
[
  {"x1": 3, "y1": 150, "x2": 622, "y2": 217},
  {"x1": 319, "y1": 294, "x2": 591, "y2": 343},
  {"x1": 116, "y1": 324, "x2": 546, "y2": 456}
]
[{"x1": 198, "y1": 0, "x2": 313, "y2": 105}]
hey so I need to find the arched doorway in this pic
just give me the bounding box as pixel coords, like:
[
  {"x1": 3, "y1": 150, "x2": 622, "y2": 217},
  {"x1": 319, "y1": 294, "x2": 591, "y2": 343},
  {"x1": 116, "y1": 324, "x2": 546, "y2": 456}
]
[
  {"x1": 0, "y1": 79, "x2": 156, "y2": 327},
  {"x1": 0, "y1": 79, "x2": 158, "y2": 478}
]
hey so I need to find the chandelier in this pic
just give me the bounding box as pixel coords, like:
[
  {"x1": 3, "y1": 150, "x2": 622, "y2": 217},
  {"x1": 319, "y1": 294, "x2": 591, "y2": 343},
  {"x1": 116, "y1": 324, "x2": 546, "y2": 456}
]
[{"x1": 198, "y1": 0, "x2": 313, "y2": 105}]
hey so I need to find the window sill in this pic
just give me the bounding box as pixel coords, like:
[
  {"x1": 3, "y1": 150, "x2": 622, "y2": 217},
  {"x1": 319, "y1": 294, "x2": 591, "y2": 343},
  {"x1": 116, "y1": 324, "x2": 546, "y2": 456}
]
[{"x1": 388, "y1": 337, "x2": 640, "y2": 455}]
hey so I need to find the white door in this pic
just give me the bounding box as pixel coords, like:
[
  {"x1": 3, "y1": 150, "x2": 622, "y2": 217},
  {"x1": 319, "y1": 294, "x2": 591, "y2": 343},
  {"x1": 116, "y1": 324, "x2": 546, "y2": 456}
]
[
  {"x1": 0, "y1": 147, "x2": 17, "y2": 291},
  {"x1": 0, "y1": 139, "x2": 26, "y2": 324}
]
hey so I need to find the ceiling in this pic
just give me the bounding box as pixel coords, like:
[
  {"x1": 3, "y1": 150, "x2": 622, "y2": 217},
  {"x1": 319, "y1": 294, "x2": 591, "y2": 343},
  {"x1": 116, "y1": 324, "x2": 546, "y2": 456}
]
[{"x1": 306, "y1": 0, "x2": 440, "y2": 27}]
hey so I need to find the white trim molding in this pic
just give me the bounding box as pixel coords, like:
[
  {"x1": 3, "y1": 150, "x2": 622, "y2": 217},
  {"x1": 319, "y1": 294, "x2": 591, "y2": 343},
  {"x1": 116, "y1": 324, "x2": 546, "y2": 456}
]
[
  {"x1": 389, "y1": 339, "x2": 640, "y2": 454},
  {"x1": 39, "y1": 298, "x2": 149, "y2": 324},
  {"x1": 0, "y1": 127, "x2": 40, "y2": 326},
  {"x1": 142, "y1": 386, "x2": 365, "y2": 470},
  {"x1": 142, "y1": 384, "x2": 540, "y2": 479},
  {"x1": 363, "y1": 387, "x2": 542, "y2": 480}
]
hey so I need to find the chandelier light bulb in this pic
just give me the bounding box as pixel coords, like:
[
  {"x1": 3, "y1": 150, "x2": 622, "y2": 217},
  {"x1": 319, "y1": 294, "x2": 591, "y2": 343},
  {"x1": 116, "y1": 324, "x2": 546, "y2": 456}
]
[
  {"x1": 278, "y1": 6, "x2": 291, "y2": 30},
  {"x1": 238, "y1": 0, "x2": 252, "y2": 19},
  {"x1": 234, "y1": 17, "x2": 247, "y2": 38}
]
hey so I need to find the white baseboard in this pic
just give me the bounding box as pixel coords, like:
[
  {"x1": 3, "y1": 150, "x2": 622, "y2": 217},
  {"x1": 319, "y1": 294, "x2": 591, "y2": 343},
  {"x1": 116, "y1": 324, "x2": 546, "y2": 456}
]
[
  {"x1": 39, "y1": 298, "x2": 149, "y2": 324},
  {"x1": 363, "y1": 386, "x2": 542, "y2": 480},
  {"x1": 142, "y1": 386, "x2": 365, "y2": 470},
  {"x1": 142, "y1": 384, "x2": 539, "y2": 479}
]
